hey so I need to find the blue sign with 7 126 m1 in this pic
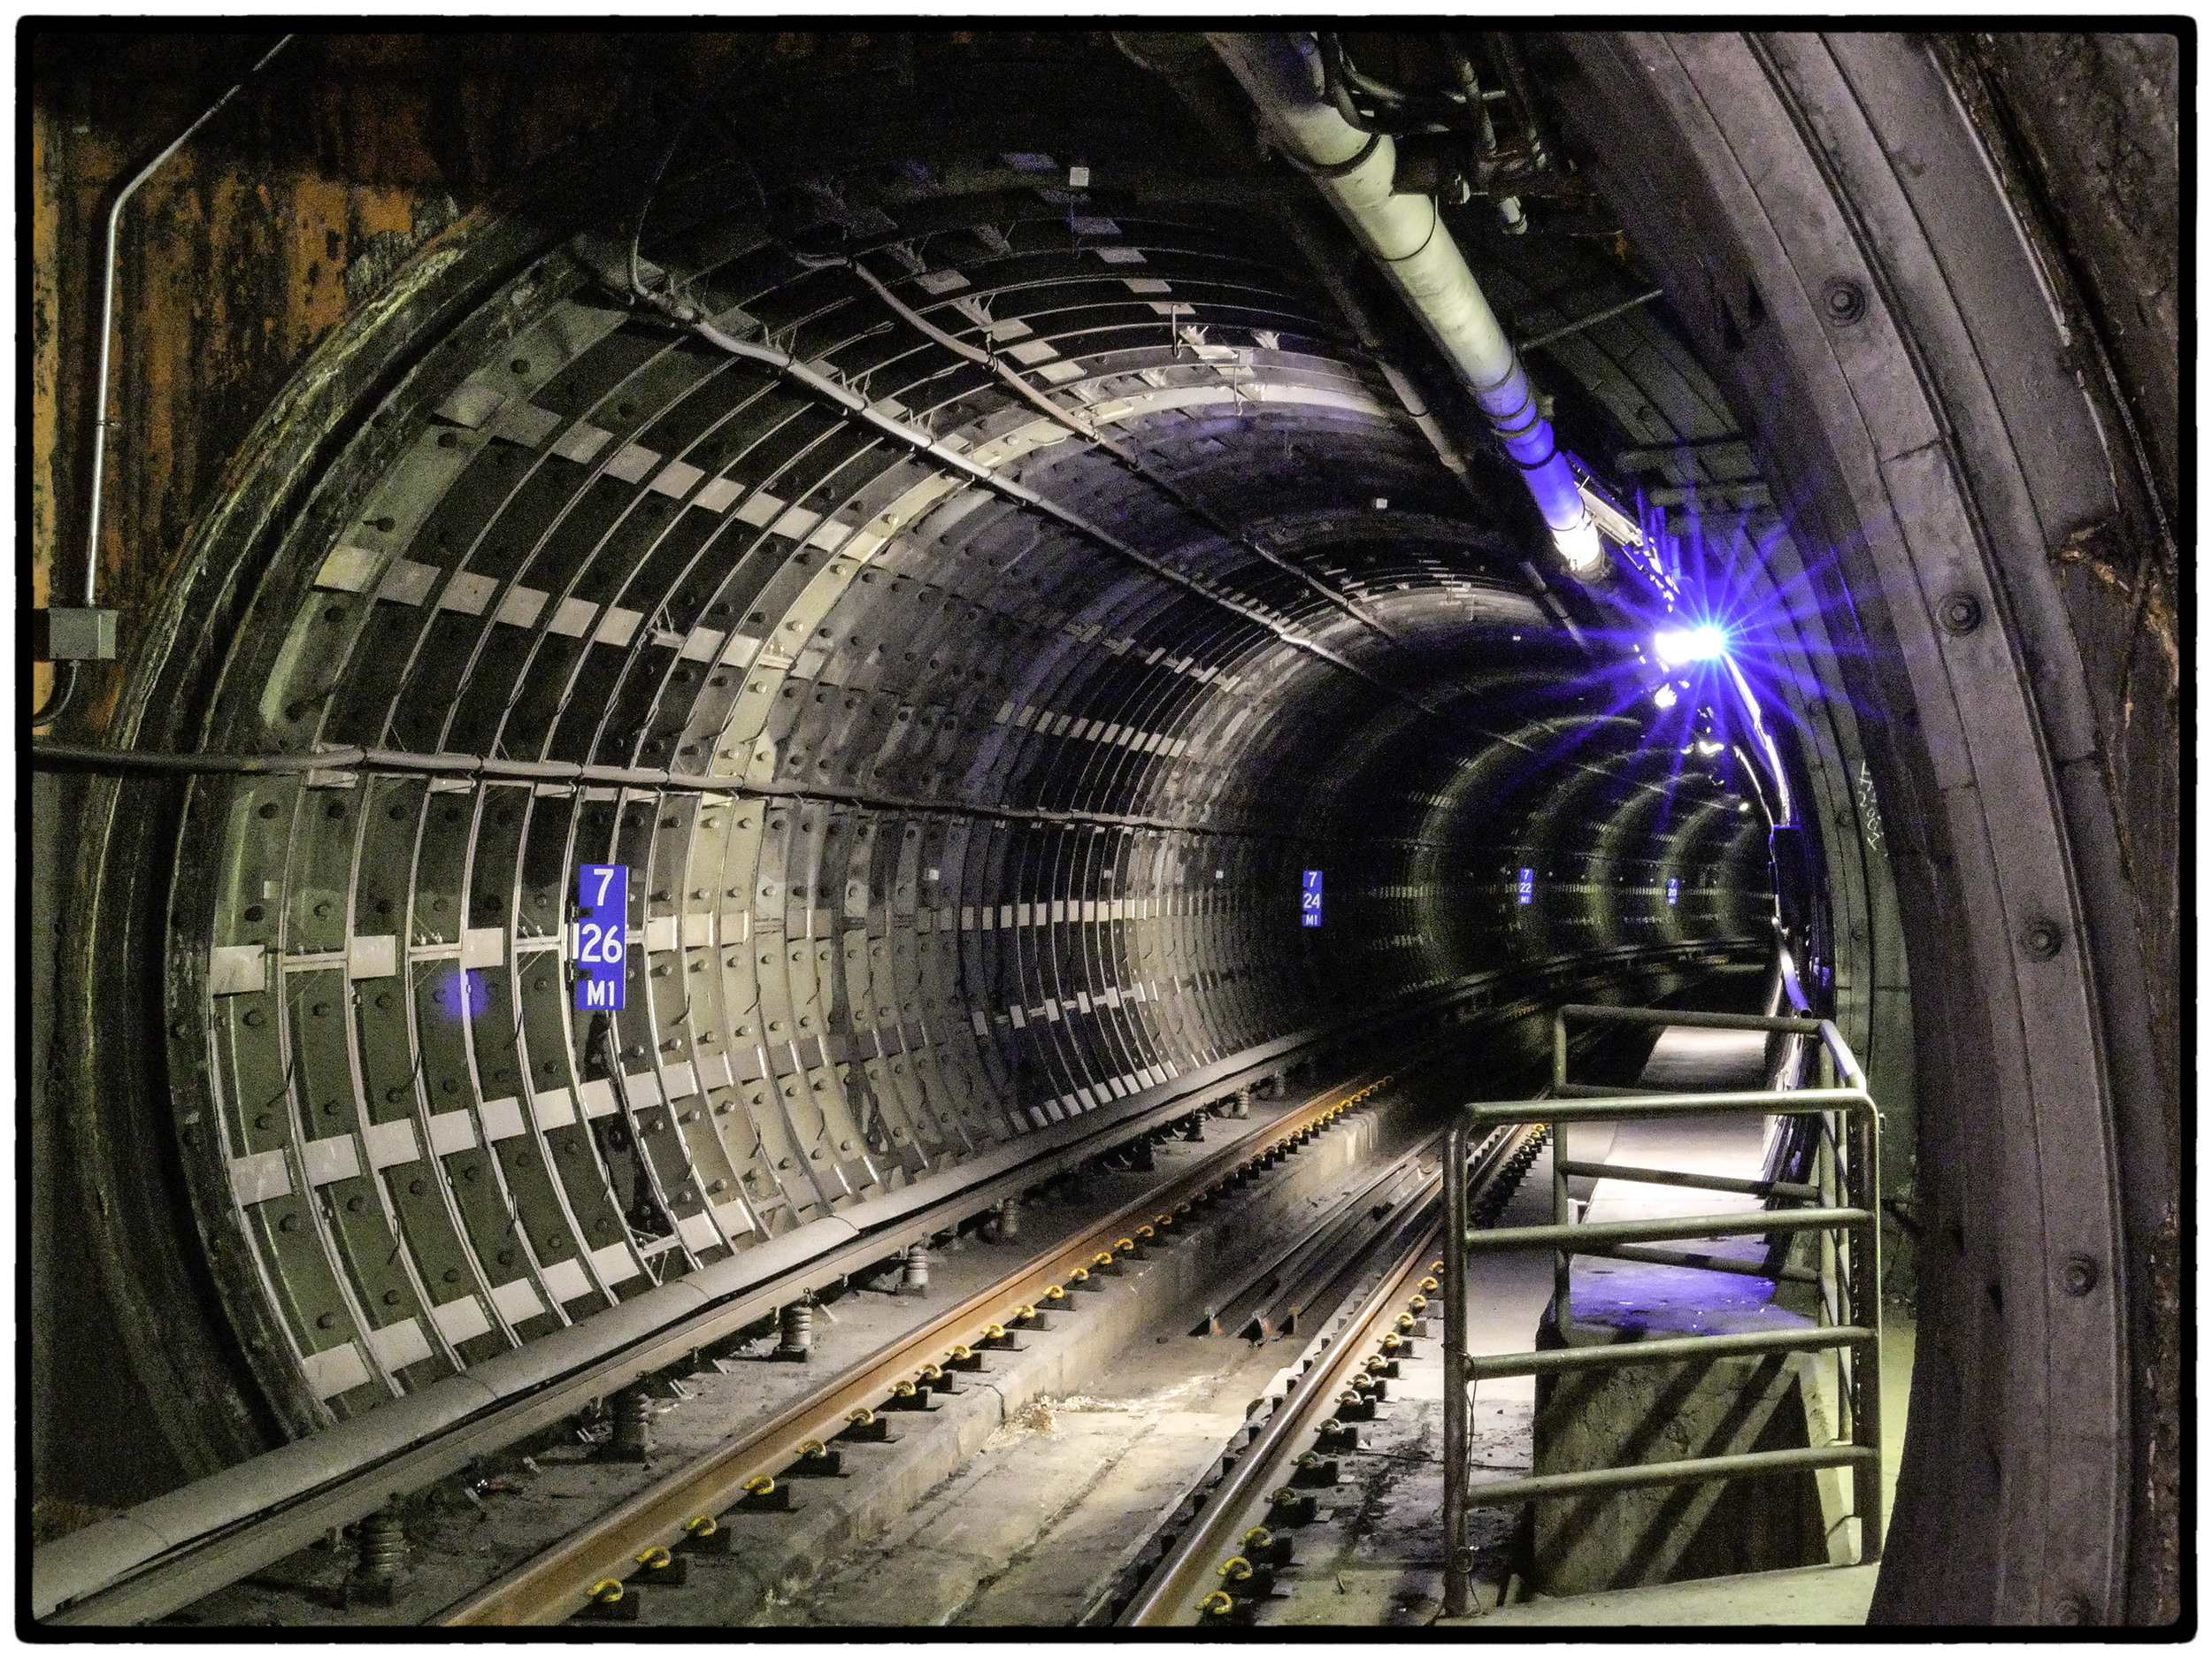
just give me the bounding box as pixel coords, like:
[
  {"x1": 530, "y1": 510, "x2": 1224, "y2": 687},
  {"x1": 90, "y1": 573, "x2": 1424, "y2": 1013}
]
[
  {"x1": 1301, "y1": 869, "x2": 1323, "y2": 928},
  {"x1": 575, "y1": 864, "x2": 627, "y2": 1010}
]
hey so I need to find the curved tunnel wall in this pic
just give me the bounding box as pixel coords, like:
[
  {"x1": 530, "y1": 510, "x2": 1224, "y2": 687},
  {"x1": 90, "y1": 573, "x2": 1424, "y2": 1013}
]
[{"x1": 147, "y1": 183, "x2": 1776, "y2": 1433}]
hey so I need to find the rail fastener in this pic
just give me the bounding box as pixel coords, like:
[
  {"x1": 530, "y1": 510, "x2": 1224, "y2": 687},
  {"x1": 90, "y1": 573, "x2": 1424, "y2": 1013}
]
[
  {"x1": 1196, "y1": 1588, "x2": 1249, "y2": 1624},
  {"x1": 1293, "y1": 1451, "x2": 1340, "y2": 1486},
  {"x1": 1241, "y1": 1525, "x2": 1294, "y2": 1568},
  {"x1": 841, "y1": 1408, "x2": 898, "y2": 1445},
  {"x1": 1313, "y1": 1417, "x2": 1360, "y2": 1453},
  {"x1": 574, "y1": 1578, "x2": 637, "y2": 1622},
  {"x1": 679, "y1": 1514, "x2": 735, "y2": 1555},
  {"x1": 633, "y1": 1545, "x2": 688, "y2": 1587},
  {"x1": 886, "y1": 1379, "x2": 939, "y2": 1413},
  {"x1": 1038, "y1": 1284, "x2": 1079, "y2": 1318},
  {"x1": 1265, "y1": 1486, "x2": 1318, "y2": 1525},
  {"x1": 916, "y1": 1363, "x2": 966, "y2": 1398},
  {"x1": 1217, "y1": 1555, "x2": 1276, "y2": 1599},
  {"x1": 735, "y1": 1473, "x2": 795, "y2": 1512},
  {"x1": 786, "y1": 1439, "x2": 847, "y2": 1477}
]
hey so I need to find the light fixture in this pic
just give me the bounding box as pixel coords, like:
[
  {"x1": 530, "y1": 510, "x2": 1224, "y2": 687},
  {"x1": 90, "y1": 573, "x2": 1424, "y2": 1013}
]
[
  {"x1": 1555, "y1": 519, "x2": 1604, "y2": 574},
  {"x1": 1653, "y1": 624, "x2": 1726, "y2": 667},
  {"x1": 1652, "y1": 685, "x2": 1678, "y2": 710},
  {"x1": 1694, "y1": 738, "x2": 1723, "y2": 757}
]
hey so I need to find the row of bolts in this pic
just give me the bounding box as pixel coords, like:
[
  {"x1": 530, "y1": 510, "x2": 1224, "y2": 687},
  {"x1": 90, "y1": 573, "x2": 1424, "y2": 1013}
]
[{"x1": 339, "y1": 1071, "x2": 1370, "y2": 1600}]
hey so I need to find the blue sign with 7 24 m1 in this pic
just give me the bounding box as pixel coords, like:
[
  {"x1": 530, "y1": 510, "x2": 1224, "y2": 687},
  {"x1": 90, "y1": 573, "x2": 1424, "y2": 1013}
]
[
  {"x1": 575, "y1": 864, "x2": 627, "y2": 1010},
  {"x1": 1301, "y1": 869, "x2": 1323, "y2": 928}
]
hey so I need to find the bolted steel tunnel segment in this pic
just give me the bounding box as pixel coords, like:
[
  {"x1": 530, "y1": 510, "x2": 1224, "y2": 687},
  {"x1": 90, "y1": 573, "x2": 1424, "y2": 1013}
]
[
  {"x1": 108, "y1": 122, "x2": 1770, "y2": 1452},
  {"x1": 25, "y1": 25, "x2": 2177, "y2": 1632}
]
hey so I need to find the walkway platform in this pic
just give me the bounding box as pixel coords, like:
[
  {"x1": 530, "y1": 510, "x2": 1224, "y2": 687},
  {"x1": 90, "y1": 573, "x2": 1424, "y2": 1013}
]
[{"x1": 1440, "y1": 1562, "x2": 1878, "y2": 1626}]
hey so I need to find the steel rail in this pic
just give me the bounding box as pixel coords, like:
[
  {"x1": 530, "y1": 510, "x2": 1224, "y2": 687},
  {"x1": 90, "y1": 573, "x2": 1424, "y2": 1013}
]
[
  {"x1": 1199, "y1": 1134, "x2": 1436, "y2": 1338},
  {"x1": 36, "y1": 945, "x2": 1748, "y2": 1626},
  {"x1": 38, "y1": 1043, "x2": 1402, "y2": 1628},
  {"x1": 436, "y1": 1066, "x2": 1410, "y2": 1625},
  {"x1": 1121, "y1": 1122, "x2": 1543, "y2": 1627},
  {"x1": 1120, "y1": 1205, "x2": 1442, "y2": 1626}
]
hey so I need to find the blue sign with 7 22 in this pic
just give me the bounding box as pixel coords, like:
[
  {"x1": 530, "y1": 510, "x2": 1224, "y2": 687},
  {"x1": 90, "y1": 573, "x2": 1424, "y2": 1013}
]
[
  {"x1": 1301, "y1": 869, "x2": 1323, "y2": 928},
  {"x1": 575, "y1": 864, "x2": 627, "y2": 1010}
]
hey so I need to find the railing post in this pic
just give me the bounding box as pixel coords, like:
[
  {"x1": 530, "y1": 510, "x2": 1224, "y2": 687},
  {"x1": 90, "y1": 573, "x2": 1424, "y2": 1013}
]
[
  {"x1": 1854, "y1": 1098, "x2": 1885, "y2": 1563},
  {"x1": 1552, "y1": 1111, "x2": 1574, "y2": 1340},
  {"x1": 1442, "y1": 1116, "x2": 1471, "y2": 1617}
]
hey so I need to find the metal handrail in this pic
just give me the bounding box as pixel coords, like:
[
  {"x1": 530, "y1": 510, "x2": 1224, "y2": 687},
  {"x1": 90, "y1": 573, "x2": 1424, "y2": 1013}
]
[{"x1": 1441, "y1": 1003, "x2": 1882, "y2": 1617}]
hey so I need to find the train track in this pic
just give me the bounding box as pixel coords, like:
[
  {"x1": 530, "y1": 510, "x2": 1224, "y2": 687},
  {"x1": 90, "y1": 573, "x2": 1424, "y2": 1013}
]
[
  {"x1": 435, "y1": 1064, "x2": 1416, "y2": 1625},
  {"x1": 1118, "y1": 1123, "x2": 1547, "y2": 1628}
]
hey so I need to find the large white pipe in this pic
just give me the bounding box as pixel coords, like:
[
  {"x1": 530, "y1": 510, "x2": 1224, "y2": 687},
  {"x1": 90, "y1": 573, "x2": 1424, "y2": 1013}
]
[{"x1": 1209, "y1": 32, "x2": 1602, "y2": 575}]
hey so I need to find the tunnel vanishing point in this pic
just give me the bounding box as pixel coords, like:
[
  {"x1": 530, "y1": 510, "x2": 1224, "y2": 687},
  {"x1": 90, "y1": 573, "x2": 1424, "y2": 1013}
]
[{"x1": 27, "y1": 27, "x2": 2181, "y2": 1629}]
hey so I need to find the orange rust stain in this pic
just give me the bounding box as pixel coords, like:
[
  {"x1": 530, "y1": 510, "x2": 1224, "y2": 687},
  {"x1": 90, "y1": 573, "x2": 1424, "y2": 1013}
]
[
  {"x1": 283, "y1": 175, "x2": 351, "y2": 351},
  {"x1": 31, "y1": 104, "x2": 58, "y2": 722}
]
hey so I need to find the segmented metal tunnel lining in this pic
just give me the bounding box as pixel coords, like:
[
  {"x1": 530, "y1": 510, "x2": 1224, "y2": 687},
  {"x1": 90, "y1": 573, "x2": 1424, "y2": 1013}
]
[{"x1": 168, "y1": 196, "x2": 1774, "y2": 1425}]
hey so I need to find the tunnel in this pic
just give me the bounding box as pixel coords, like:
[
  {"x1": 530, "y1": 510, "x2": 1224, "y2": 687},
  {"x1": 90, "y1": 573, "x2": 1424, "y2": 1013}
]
[{"x1": 27, "y1": 28, "x2": 2179, "y2": 1629}]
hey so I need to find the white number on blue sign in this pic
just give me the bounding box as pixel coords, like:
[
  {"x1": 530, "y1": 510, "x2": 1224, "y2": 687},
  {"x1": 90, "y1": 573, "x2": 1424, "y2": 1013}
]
[{"x1": 575, "y1": 863, "x2": 626, "y2": 1010}]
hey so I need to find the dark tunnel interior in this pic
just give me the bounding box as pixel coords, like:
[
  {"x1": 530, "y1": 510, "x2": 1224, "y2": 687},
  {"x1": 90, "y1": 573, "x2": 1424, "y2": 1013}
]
[{"x1": 27, "y1": 28, "x2": 2180, "y2": 1626}]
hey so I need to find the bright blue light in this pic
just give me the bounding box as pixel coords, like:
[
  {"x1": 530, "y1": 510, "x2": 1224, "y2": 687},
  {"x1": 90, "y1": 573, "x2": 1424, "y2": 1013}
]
[
  {"x1": 432, "y1": 968, "x2": 488, "y2": 1022},
  {"x1": 1654, "y1": 623, "x2": 1727, "y2": 667}
]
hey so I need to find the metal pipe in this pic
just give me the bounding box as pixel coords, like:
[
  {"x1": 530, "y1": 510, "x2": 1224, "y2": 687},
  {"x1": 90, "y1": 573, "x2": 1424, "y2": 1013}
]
[
  {"x1": 1463, "y1": 1205, "x2": 1875, "y2": 1254},
  {"x1": 1554, "y1": 1157, "x2": 1822, "y2": 1202},
  {"x1": 1440, "y1": 1119, "x2": 1471, "y2": 1617},
  {"x1": 1468, "y1": 1087, "x2": 1872, "y2": 1129},
  {"x1": 81, "y1": 35, "x2": 293, "y2": 608},
  {"x1": 1463, "y1": 1442, "x2": 1878, "y2": 1508},
  {"x1": 1208, "y1": 32, "x2": 1602, "y2": 575},
  {"x1": 1520, "y1": 288, "x2": 1665, "y2": 354},
  {"x1": 1463, "y1": 1322, "x2": 1876, "y2": 1381}
]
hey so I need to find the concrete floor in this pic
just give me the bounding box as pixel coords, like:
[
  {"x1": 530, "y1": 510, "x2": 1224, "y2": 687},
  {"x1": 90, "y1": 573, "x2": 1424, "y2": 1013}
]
[{"x1": 752, "y1": 1334, "x2": 1290, "y2": 1625}]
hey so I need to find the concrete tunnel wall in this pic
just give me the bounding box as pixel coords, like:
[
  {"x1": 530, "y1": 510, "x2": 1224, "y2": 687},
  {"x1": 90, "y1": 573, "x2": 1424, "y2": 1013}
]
[{"x1": 27, "y1": 29, "x2": 2177, "y2": 1625}]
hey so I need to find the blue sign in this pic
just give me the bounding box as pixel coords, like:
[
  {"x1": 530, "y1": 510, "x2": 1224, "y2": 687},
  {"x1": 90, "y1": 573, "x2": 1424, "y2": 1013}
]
[
  {"x1": 1301, "y1": 869, "x2": 1323, "y2": 928},
  {"x1": 1517, "y1": 868, "x2": 1534, "y2": 906},
  {"x1": 1666, "y1": 877, "x2": 1679, "y2": 906},
  {"x1": 575, "y1": 863, "x2": 627, "y2": 1010}
]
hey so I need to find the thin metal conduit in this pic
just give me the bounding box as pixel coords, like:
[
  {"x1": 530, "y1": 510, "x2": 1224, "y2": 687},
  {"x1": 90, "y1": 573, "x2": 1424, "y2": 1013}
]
[
  {"x1": 24, "y1": 741, "x2": 1460, "y2": 849},
  {"x1": 612, "y1": 279, "x2": 1430, "y2": 714},
  {"x1": 840, "y1": 257, "x2": 1413, "y2": 648},
  {"x1": 614, "y1": 299, "x2": 1686, "y2": 812},
  {"x1": 81, "y1": 34, "x2": 294, "y2": 609}
]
